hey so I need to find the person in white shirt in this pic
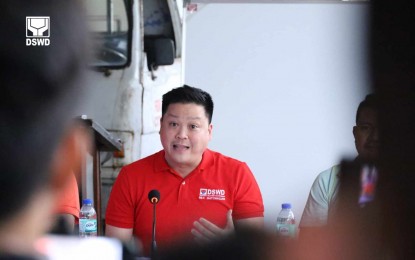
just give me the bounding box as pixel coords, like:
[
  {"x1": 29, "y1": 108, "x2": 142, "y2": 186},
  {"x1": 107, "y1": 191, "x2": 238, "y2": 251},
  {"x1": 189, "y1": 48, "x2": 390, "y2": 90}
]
[{"x1": 300, "y1": 94, "x2": 379, "y2": 233}]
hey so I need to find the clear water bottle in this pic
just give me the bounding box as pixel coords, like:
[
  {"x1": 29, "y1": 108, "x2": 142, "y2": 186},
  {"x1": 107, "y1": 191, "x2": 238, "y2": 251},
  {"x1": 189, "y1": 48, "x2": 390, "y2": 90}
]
[
  {"x1": 79, "y1": 198, "x2": 97, "y2": 237},
  {"x1": 276, "y1": 203, "x2": 296, "y2": 238}
]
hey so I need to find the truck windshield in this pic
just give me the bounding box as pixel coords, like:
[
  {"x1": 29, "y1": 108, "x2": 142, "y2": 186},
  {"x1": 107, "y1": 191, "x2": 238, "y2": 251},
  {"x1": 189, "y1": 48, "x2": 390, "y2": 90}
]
[{"x1": 85, "y1": 0, "x2": 131, "y2": 68}]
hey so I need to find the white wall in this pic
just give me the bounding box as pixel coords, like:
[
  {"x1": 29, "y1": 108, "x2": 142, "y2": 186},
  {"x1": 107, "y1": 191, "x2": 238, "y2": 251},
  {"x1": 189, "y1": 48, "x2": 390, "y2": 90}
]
[{"x1": 184, "y1": 3, "x2": 370, "y2": 228}]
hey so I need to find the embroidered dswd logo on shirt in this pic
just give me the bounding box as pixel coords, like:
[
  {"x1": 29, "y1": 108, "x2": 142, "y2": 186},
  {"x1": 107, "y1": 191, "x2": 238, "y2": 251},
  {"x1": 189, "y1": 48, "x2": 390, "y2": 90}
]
[{"x1": 199, "y1": 188, "x2": 225, "y2": 200}]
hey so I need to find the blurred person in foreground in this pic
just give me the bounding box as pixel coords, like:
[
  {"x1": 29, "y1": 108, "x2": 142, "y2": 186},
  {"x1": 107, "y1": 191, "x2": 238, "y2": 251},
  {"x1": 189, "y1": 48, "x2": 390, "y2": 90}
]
[
  {"x1": 306, "y1": 1, "x2": 415, "y2": 259},
  {"x1": 106, "y1": 85, "x2": 264, "y2": 256},
  {"x1": 299, "y1": 94, "x2": 379, "y2": 237},
  {"x1": 158, "y1": 227, "x2": 292, "y2": 260},
  {"x1": 0, "y1": 0, "x2": 90, "y2": 258}
]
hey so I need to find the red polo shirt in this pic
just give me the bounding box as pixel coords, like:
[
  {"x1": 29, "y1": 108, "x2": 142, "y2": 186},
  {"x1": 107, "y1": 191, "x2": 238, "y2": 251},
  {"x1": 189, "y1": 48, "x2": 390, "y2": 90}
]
[{"x1": 105, "y1": 149, "x2": 264, "y2": 255}]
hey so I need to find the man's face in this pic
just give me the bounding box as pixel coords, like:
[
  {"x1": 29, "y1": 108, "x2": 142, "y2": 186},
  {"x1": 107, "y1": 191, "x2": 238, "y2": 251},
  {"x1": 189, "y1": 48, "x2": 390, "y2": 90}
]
[
  {"x1": 353, "y1": 107, "x2": 379, "y2": 163},
  {"x1": 160, "y1": 103, "x2": 212, "y2": 172}
]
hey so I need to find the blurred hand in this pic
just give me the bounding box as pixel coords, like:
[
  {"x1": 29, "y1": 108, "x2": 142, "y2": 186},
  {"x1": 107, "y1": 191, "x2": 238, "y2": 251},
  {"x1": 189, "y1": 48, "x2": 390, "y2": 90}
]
[{"x1": 191, "y1": 209, "x2": 234, "y2": 243}]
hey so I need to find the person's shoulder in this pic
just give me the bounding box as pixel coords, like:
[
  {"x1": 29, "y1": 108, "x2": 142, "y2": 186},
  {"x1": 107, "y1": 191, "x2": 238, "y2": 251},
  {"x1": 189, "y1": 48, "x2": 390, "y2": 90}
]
[
  {"x1": 314, "y1": 164, "x2": 341, "y2": 184},
  {"x1": 318, "y1": 164, "x2": 340, "y2": 177},
  {"x1": 208, "y1": 149, "x2": 246, "y2": 165}
]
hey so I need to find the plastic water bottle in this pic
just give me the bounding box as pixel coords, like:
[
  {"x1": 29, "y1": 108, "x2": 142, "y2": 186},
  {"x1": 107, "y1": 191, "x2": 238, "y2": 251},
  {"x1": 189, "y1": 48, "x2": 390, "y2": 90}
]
[
  {"x1": 79, "y1": 198, "x2": 97, "y2": 237},
  {"x1": 276, "y1": 203, "x2": 296, "y2": 238}
]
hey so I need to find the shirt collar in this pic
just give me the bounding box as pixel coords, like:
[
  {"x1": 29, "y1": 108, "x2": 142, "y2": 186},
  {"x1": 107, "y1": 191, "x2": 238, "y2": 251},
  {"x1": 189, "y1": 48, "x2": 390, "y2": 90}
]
[{"x1": 153, "y1": 149, "x2": 214, "y2": 173}]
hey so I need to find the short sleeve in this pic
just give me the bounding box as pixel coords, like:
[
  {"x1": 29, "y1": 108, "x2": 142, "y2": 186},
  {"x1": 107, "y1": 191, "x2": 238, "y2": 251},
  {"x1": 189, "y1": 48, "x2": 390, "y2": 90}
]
[
  {"x1": 55, "y1": 172, "x2": 80, "y2": 220},
  {"x1": 232, "y1": 163, "x2": 264, "y2": 220},
  {"x1": 300, "y1": 166, "x2": 339, "y2": 227},
  {"x1": 105, "y1": 167, "x2": 135, "y2": 228}
]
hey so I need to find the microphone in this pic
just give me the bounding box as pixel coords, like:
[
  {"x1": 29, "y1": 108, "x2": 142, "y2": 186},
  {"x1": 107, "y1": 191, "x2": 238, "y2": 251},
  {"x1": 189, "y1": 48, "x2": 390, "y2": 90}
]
[
  {"x1": 148, "y1": 190, "x2": 160, "y2": 259},
  {"x1": 148, "y1": 189, "x2": 160, "y2": 204}
]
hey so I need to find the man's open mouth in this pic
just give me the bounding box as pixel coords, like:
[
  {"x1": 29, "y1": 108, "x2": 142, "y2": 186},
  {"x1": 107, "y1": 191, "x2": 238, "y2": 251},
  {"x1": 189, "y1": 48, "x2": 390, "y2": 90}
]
[{"x1": 173, "y1": 144, "x2": 190, "y2": 150}]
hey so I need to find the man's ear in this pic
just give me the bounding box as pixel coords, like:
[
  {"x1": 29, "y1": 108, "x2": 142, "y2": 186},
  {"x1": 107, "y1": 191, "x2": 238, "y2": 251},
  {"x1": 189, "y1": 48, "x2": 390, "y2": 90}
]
[
  {"x1": 159, "y1": 116, "x2": 163, "y2": 134},
  {"x1": 353, "y1": 126, "x2": 358, "y2": 140},
  {"x1": 48, "y1": 124, "x2": 92, "y2": 191}
]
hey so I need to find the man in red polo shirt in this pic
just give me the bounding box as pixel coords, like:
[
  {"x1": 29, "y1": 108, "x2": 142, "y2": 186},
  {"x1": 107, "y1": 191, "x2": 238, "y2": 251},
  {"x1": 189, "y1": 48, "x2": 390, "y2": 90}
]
[{"x1": 105, "y1": 85, "x2": 264, "y2": 255}]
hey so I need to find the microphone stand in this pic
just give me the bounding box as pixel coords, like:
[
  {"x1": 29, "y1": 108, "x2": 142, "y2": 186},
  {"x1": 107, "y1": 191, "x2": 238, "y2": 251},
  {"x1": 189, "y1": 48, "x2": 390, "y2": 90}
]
[{"x1": 151, "y1": 200, "x2": 157, "y2": 260}]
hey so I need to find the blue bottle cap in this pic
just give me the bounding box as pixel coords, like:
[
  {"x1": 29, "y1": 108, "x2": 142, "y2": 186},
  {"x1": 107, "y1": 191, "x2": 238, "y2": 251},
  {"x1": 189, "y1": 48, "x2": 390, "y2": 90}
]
[
  {"x1": 83, "y1": 198, "x2": 93, "y2": 205},
  {"x1": 282, "y1": 203, "x2": 292, "y2": 209}
]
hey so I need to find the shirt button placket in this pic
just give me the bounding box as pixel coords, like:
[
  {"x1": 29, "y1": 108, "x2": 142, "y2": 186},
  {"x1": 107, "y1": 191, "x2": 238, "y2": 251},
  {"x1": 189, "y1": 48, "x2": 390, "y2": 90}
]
[{"x1": 178, "y1": 180, "x2": 187, "y2": 203}]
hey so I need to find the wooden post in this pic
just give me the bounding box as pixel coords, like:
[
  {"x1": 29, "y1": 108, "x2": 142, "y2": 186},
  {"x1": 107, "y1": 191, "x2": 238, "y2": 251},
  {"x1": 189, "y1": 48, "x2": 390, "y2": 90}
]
[{"x1": 78, "y1": 117, "x2": 122, "y2": 236}]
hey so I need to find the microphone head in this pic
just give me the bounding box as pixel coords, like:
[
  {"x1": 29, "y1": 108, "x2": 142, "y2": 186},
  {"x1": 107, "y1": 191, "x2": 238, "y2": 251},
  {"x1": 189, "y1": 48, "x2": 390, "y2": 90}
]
[{"x1": 148, "y1": 189, "x2": 160, "y2": 204}]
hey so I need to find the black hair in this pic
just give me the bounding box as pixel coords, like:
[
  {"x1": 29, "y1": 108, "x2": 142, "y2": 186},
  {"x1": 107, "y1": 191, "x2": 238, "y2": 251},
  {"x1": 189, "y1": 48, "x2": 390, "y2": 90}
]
[
  {"x1": 161, "y1": 85, "x2": 214, "y2": 123},
  {"x1": 0, "y1": 0, "x2": 89, "y2": 222},
  {"x1": 356, "y1": 94, "x2": 379, "y2": 123}
]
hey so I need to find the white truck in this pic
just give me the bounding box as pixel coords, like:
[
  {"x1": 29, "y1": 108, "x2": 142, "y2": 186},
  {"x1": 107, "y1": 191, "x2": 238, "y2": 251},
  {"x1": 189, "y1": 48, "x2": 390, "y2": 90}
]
[{"x1": 81, "y1": 0, "x2": 185, "y2": 233}]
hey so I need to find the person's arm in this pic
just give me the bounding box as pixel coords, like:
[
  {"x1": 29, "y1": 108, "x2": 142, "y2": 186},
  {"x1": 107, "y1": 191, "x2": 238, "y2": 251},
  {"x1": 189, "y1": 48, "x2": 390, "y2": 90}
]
[
  {"x1": 50, "y1": 214, "x2": 76, "y2": 234},
  {"x1": 231, "y1": 162, "x2": 264, "y2": 230},
  {"x1": 53, "y1": 172, "x2": 80, "y2": 233},
  {"x1": 59, "y1": 214, "x2": 75, "y2": 231},
  {"x1": 234, "y1": 216, "x2": 264, "y2": 229},
  {"x1": 299, "y1": 167, "x2": 338, "y2": 240},
  {"x1": 105, "y1": 168, "x2": 135, "y2": 242},
  {"x1": 105, "y1": 224, "x2": 133, "y2": 242}
]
